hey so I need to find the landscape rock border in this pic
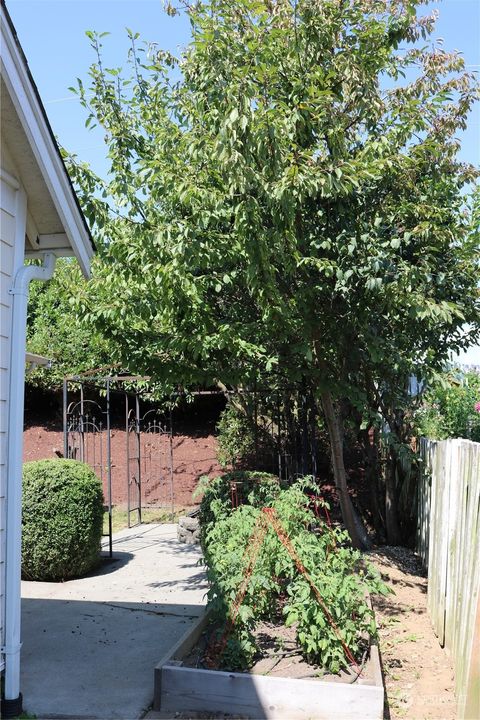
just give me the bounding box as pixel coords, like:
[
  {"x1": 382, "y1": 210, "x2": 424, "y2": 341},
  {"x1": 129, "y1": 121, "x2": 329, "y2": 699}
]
[{"x1": 177, "y1": 508, "x2": 200, "y2": 544}]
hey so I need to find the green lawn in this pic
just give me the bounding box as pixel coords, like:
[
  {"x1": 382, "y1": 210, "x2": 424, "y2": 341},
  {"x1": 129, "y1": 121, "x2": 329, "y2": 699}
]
[{"x1": 103, "y1": 505, "x2": 187, "y2": 534}]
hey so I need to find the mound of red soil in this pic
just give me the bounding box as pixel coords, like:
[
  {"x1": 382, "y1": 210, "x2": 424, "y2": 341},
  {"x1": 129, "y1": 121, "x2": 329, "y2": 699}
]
[{"x1": 23, "y1": 423, "x2": 223, "y2": 509}]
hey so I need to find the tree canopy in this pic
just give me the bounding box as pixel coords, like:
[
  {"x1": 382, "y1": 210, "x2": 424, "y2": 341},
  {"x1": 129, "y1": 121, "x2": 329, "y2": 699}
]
[
  {"x1": 26, "y1": 258, "x2": 111, "y2": 389},
  {"x1": 68, "y1": 0, "x2": 478, "y2": 386},
  {"x1": 50, "y1": 0, "x2": 480, "y2": 544}
]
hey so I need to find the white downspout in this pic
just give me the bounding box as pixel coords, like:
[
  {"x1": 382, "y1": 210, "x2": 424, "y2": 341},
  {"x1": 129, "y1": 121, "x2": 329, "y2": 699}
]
[{"x1": 3, "y1": 252, "x2": 57, "y2": 715}]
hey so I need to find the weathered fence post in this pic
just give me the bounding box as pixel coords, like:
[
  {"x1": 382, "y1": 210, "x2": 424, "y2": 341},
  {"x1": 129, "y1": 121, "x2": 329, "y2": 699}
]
[{"x1": 417, "y1": 438, "x2": 480, "y2": 719}]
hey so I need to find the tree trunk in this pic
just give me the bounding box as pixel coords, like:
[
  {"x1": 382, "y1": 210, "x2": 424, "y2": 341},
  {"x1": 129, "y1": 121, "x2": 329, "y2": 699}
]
[
  {"x1": 385, "y1": 451, "x2": 402, "y2": 545},
  {"x1": 321, "y1": 391, "x2": 370, "y2": 550},
  {"x1": 360, "y1": 427, "x2": 386, "y2": 543}
]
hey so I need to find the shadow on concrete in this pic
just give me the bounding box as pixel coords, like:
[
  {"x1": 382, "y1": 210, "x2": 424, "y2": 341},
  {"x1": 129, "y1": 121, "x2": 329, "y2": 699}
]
[
  {"x1": 105, "y1": 526, "x2": 202, "y2": 556},
  {"x1": 21, "y1": 597, "x2": 205, "y2": 720},
  {"x1": 85, "y1": 552, "x2": 134, "y2": 577},
  {"x1": 147, "y1": 571, "x2": 208, "y2": 591}
]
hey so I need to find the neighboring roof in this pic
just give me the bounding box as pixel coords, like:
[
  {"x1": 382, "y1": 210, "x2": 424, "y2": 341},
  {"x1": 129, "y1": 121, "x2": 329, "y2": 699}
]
[
  {"x1": 0, "y1": 0, "x2": 95, "y2": 276},
  {"x1": 25, "y1": 352, "x2": 51, "y2": 372}
]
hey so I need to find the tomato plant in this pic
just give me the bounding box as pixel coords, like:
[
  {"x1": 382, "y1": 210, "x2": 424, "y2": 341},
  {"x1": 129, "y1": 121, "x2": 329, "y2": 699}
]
[{"x1": 198, "y1": 475, "x2": 390, "y2": 673}]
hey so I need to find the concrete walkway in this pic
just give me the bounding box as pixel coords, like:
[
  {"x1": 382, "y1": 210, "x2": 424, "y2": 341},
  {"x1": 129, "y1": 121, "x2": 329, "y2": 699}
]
[{"x1": 21, "y1": 523, "x2": 207, "y2": 720}]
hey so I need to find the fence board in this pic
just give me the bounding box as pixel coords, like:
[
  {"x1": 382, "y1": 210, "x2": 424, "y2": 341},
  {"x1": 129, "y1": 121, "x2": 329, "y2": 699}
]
[
  {"x1": 457, "y1": 445, "x2": 480, "y2": 718},
  {"x1": 445, "y1": 441, "x2": 460, "y2": 652},
  {"x1": 418, "y1": 438, "x2": 480, "y2": 720}
]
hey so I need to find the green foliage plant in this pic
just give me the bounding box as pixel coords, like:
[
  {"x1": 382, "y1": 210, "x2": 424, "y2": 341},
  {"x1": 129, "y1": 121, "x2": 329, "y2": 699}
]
[
  {"x1": 216, "y1": 394, "x2": 289, "y2": 471},
  {"x1": 216, "y1": 403, "x2": 257, "y2": 468},
  {"x1": 415, "y1": 371, "x2": 480, "y2": 442},
  {"x1": 26, "y1": 259, "x2": 112, "y2": 390},
  {"x1": 22, "y1": 459, "x2": 104, "y2": 581},
  {"x1": 195, "y1": 470, "x2": 280, "y2": 539},
  {"x1": 65, "y1": 0, "x2": 479, "y2": 546},
  {"x1": 200, "y1": 477, "x2": 389, "y2": 673}
]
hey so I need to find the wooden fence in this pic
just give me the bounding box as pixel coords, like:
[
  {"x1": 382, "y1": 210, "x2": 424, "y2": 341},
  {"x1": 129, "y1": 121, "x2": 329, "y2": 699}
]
[{"x1": 417, "y1": 438, "x2": 480, "y2": 720}]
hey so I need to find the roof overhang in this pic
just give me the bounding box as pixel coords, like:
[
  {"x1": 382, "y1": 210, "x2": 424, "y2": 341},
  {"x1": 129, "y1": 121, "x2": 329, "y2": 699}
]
[
  {"x1": 25, "y1": 352, "x2": 51, "y2": 372},
  {"x1": 1, "y1": 1, "x2": 95, "y2": 277}
]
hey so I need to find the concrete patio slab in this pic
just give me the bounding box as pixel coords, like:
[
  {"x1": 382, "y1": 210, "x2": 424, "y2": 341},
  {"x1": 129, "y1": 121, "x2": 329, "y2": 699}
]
[{"x1": 21, "y1": 523, "x2": 207, "y2": 720}]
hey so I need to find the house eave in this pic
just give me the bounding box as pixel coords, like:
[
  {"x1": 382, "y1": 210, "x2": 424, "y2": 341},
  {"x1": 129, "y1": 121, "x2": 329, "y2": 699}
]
[{"x1": 1, "y1": 1, "x2": 95, "y2": 277}]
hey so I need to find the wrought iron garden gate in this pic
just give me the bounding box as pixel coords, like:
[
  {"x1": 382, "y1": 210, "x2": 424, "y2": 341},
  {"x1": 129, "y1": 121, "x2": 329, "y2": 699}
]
[
  {"x1": 63, "y1": 375, "x2": 175, "y2": 556},
  {"x1": 139, "y1": 408, "x2": 174, "y2": 518},
  {"x1": 64, "y1": 379, "x2": 115, "y2": 556}
]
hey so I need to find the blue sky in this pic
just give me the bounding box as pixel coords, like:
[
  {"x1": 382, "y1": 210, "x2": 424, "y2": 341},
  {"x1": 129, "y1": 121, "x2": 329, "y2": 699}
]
[
  {"x1": 7, "y1": 0, "x2": 480, "y2": 171},
  {"x1": 5, "y1": 0, "x2": 480, "y2": 362},
  {"x1": 6, "y1": 0, "x2": 479, "y2": 175},
  {"x1": 6, "y1": 0, "x2": 191, "y2": 175}
]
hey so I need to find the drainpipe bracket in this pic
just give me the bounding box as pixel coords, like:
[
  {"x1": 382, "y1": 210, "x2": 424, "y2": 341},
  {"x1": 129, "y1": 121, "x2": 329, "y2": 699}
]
[
  {"x1": 8, "y1": 287, "x2": 28, "y2": 297},
  {"x1": 1, "y1": 642, "x2": 22, "y2": 654}
]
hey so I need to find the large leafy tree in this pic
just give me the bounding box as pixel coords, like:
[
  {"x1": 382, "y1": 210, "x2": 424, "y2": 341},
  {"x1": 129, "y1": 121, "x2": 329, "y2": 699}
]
[
  {"x1": 66, "y1": 0, "x2": 479, "y2": 546},
  {"x1": 26, "y1": 259, "x2": 112, "y2": 390}
]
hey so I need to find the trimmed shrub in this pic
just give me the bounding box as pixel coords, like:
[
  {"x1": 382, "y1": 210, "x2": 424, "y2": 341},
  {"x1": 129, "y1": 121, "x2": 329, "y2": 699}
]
[
  {"x1": 22, "y1": 459, "x2": 104, "y2": 581},
  {"x1": 415, "y1": 371, "x2": 480, "y2": 442}
]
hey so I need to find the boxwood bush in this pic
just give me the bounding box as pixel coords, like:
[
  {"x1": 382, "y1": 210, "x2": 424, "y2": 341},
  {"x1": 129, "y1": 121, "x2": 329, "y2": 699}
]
[{"x1": 22, "y1": 459, "x2": 104, "y2": 581}]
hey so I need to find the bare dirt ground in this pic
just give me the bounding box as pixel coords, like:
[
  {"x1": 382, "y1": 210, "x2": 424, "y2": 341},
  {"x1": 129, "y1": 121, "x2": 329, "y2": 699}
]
[{"x1": 369, "y1": 546, "x2": 456, "y2": 720}]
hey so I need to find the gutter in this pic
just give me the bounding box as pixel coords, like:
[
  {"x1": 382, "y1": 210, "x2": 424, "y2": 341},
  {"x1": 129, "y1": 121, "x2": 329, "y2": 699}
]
[{"x1": 2, "y1": 253, "x2": 57, "y2": 718}]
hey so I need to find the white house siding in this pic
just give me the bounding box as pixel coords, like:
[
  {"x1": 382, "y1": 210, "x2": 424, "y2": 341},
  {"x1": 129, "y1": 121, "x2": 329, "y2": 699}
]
[{"x1": 0, "y1": 167, "x2": 25, "y2": 673}]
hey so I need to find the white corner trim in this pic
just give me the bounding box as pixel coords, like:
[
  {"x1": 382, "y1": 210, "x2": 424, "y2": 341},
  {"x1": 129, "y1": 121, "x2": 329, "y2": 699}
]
[
  {"x1": 25, "y1": 208, "x2": 39, "y2": 249},
  {"x1": 4, "y1": 252, "x2": 57, "y2": 703},
  {"x1": 1, "y1": 10, "x2": 93, "y2": 277}
]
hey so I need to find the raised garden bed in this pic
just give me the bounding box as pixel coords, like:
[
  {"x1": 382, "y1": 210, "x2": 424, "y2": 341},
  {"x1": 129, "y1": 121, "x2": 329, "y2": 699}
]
[
  {"x1": 157, "y1": 475, "x2": 387, "y2": 718},
  {"x1": 154, "y1": 610, "x2": 384, "y2": 719}
]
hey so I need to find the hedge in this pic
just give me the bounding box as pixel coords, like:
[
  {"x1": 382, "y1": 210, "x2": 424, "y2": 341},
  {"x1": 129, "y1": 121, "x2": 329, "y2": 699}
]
[{"x1": 22, "y1": 459, "x2": 104, "y2": 581}]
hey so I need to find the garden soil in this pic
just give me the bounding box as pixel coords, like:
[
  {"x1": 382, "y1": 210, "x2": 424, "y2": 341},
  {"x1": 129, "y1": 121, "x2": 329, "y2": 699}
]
[{"x1": 369, "y1": 546, "x2": 456, "y2": 720}]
